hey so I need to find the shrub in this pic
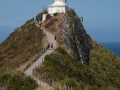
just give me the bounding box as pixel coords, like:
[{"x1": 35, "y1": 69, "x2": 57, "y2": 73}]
[
  {"x1": 56, "y1": 47, "x2": 67, "y2": 55},
  {"x1": 36, "y1": 10, "x2": 48, "y2": 21},
  {"x1": 53, "y1": 13, "x2": 58, "y2": 16},
  {"x1": 34, "y1": 46, "x2": 120, "y2": 89},
  {"x1": 43, "y1": 10, "x2": 48, "y2": 14},
  {"x1": 67, "y1": 8, "x2": 76, "y2": 16},
  {"x1": 45, "y1": 18, "x2": 58, "y2": 28},
  {"x1": 27, "y1": 23, "x2": 35, "y2": 31},
  {"x1": 0, "y1": 72, "x2": 37, "y2": 90},
  {"x1": 26, "y1": 35, "x2": 31, "y2": 41},
  {"x1": 45, "y1": 14, "x2": 51, "y2": 21},
  {"x1": 65, "y1": 78, "x2": 76, "y2": 88}
]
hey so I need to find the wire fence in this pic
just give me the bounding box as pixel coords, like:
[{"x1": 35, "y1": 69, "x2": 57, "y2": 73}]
[{"x1": 33, "y1": 70, "x2": 74, "y2": 90}]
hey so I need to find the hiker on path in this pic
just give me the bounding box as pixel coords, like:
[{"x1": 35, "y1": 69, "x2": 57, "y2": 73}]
[
  {"x1": 51, "y1": 43, "x2": 53, "y2": 48},
  {"x1": 47, "y1": 43, "x2": 50, "y2": 50},
  {"x1": 55, "y1": 35, "x2": 56, "y2": 40}
]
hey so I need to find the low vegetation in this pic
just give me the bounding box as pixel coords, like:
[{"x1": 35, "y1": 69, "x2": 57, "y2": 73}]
[
  {"x1": 34, "y1": 45, "x2": 120, "y2": 89},
  {"x1": 45, "y1": 18, "x2": 58, "y2": 28},
  {"x1": 0, "y1": 19, "x2": 46, "y2": 89},
  {"x1": 45, "y1": 14, "x2": 52, "y2": 22},
  {"x1": 0, "y1": 20, "x2": 46, "y2": 74},
  {"x1": 0, "y1": 9, "x2": 119, "y2": 90},
  {"x1": 67, "y1": 8, "x2": 76, "y2": 17},
  {"x1": 0, "y1": 72, "x2": 37, "y2": 90},
  {"x1": 36, "y1": 10, "x2": 48, "y2": 21},
  {"x1": 53, "y1": 13, "x2": 58, "y2": 16}
]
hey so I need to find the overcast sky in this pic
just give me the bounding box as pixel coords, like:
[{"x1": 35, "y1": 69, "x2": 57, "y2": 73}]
[{"x1": 0, "y1": 0, "x2": 120, "y2": 43}]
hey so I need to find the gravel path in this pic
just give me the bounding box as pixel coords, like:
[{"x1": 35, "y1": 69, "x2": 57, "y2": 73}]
[{"x1": 24, "y1": 27, "x2": 56, "y2": 90}]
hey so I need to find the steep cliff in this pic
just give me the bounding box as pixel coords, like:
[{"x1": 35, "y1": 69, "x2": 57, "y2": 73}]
[
  {"x1": 34, "y1": 45, "x2": 120, "y2": 89},
  {"x1": 33, "y1": 10, "x2": 120, "y2": 89},
  {"x1": 62, "y1": 10, "x2": 97, "y2": 65},
  {"x1": 0, "y1": 9, "x2": 120, "y2": 90},
  {"x1": 42, "y1": 11, "x2": 97, "y2": 65}
]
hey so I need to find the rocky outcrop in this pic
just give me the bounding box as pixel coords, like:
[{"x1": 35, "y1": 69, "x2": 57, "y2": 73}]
[{"x1": 62, "y1": 11, "x2": 97, "y2": 65}]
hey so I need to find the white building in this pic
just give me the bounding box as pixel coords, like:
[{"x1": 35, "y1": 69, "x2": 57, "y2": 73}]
[{"x1": 48, "y1": 0, "x2": 68, "y2": 15}]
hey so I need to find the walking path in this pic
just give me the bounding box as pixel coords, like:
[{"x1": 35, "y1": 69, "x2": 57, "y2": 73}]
[{"x1": 24, "y1": 25, "x2": 56, "y2": 90}]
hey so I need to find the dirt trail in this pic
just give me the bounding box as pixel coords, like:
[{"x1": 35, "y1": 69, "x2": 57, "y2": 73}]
[{"x1": 24, "y1": 25, "x2": 56, "y2": 90}]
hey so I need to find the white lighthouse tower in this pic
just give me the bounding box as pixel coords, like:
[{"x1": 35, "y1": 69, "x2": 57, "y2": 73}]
[{"x1": 48, "y1": 0, "x2": 68, "y2": 15}]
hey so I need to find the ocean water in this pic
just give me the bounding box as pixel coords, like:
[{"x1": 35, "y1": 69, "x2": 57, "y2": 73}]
[{"x1": 100, "y1": 42, "x2": 120, "y2": 58}]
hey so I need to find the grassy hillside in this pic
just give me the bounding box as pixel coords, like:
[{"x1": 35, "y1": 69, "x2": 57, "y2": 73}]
[
  {"x1": 0, "y1": 71, "x2": 37, "y2": 90},
  {"x1": 0, "y1": 10, "x2": 119, "y2": 90},
  {"x1": 0, "y1": 19, "x2": 47, "y2": 89},
  {"x1": 0, "y1": 20, "x2": 46, "y2": 75},
  {"x1": 34, "y1": 45, "x2": 120, "y2": 90}
]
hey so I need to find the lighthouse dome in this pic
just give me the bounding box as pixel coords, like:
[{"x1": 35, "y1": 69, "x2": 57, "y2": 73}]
[
  {"x1": 54, "y1": 0, "x2": 66, "y2": 3},
  {"x1": 48, "y1": 0, "x2": 68, "y2": 15},
  {"x1": 53, "y1": 0, "x2": 67, "y2": 6}
]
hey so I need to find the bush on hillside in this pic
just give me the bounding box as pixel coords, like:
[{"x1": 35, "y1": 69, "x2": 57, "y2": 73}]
[
  {"x1": 0, "y1": 21, "x2": 45, "y2": 76},
  {"x1": 36, "y1": 10, "x2": 48, "y2": 21},
  {"x1": 34, "y1": 46, "x2": 120, "y2": 89},
  {"x1": 0, "y1": 72, "x2": 37, "y2": 90},
  {"x1": 45, "y1": 14, "x2": 51, "y2": 21},
  {"x1": 67, "y1": 8, "x2": 76, "y2": 16},
  {"x1": 43, "y1": 10, "x2": 48, "y2": 14},
  {"x1": 56, "y1": 47, "x2": 67, "y2": 55},
  {"x1": 27, "y1": 23, "x2": 35, "y2": 31},
  {"x1": 45, "y1": 18, "x2": 57, "y2": 28},
  {"x1": 53, "y1": 13, "x2": 58, "y2": 16}
]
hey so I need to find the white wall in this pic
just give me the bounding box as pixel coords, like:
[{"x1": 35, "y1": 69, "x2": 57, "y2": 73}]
[
  {"x1": 48, "y1": 5, "x2": 68, "y2": 15},
  {"x1": 42, "y1": 14, "x2": 47, "y2": 22}
]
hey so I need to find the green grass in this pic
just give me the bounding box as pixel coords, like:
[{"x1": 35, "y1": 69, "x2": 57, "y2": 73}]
[
  {"x1": 0, "y1": 20, "x2": 44, "y2": 89},
  {"x1": 35, "y1": 46, "x2": 120, "y2": 90},
  {"x1": 0, "y1": 72, "x2": 37, "y2": 90},
  {"x1": 0, "y1": 20, "x2": 46, "y2": 78}
]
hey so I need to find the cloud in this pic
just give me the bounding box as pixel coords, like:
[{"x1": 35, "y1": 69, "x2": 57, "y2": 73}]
[{"x1": 0, "y1": 22, "x2": 21, "y2": 27}]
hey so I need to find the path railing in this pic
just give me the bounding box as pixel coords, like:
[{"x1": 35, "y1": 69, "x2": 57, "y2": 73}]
[
  {"x1": 32, "y1": 71, "x2": 74, "y2": 90},
  {"x1": 24, "y1": 24, "x2": 58, "y2": 90},
  {"x1": 23, "y1": 48, "x2": 47, "y2": 72}
]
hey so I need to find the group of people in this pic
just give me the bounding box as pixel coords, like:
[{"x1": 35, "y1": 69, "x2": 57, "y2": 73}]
[
  {"x1": 47, "y1": 43, "x2": 54, "y2": 50},
  {"x1": 46, "y1": 35, "x2": 56, "y2": 50}
]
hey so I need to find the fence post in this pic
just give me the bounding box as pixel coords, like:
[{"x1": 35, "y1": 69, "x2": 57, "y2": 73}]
[
  {"x1": 45, "y1": 77, "x2": 46, "y2": 82},
  {"x1": 53, "y1": 80, "x2": 54, "y2": 88},
  {"x1": 47, "y1": 51, "x2": 49, "y2": 55},
  {"x1": 68, "y1": 86, "x2": 70, "y2": 90},
  {"x1": 43, "y1": 48, "x2": 44, "y2": 53},
  {"x1": 65, "y1": 85, "x2": 67, "y2": 90},
  {"x1": 49, "y1": 79, "x2": 50, "y2": 86},
  {"x1": 42, "y1": 58, "x2": 44, "y2": 62}
]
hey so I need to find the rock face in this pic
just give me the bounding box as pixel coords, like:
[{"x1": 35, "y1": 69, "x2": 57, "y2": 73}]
[{"x1": 62, "y1": 11, "x2": 96, "y2": 65}]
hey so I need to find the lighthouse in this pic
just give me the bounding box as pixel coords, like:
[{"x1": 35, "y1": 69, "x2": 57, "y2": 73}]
[{"x1": 48, "y1": 0, "x2": 68, "y2": 15}]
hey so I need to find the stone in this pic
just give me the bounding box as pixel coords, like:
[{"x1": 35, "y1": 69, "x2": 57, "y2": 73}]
[{"x1": 62, "y1": 13, "x2": 97, "y2": 65}]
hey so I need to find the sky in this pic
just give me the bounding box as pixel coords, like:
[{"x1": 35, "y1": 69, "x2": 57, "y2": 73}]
[{"x1": 0, "y1": 0, "x2": 120, "y2": 43}]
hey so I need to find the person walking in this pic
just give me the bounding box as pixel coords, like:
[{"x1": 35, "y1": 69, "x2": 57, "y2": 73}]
[
  {"x1": 47, "y1": 43, "x2": 50, "y2": 50},
  {"x1": 55, "y1": 35, "x2": 56, "y2": 40},
  {"x1": 51, "y1": 43, "x2": 53, "y2": 48}
]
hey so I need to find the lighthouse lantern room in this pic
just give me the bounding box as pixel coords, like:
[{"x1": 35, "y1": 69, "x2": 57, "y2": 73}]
[{"x1": 48, "y1": 0, "x2": 68, "y2": 15}]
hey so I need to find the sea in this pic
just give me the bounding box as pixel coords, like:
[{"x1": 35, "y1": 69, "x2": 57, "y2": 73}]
[{"x1": 100, "y1": 42, "x2": 120, "y2": 58}]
